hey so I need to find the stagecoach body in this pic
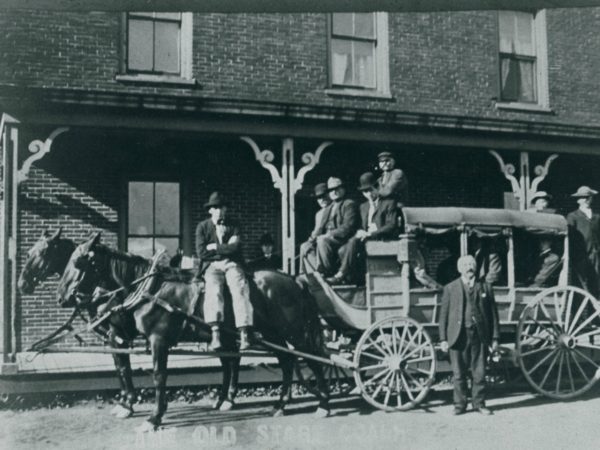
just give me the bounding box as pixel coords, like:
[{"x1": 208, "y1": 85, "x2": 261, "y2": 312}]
[{"x1": 303, "y1": 207, "x2": 600, "y2": 410}]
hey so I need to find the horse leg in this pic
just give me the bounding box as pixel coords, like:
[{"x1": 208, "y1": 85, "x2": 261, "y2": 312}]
[
  {"x1": 272, "y1": 353, "x2": 295, "y2": 417},
  {"x1": 213, "y1": 356, "x2": 232, "y2": 410},
  {"x1": 109, "y1": 330, "x2": 135, "y2": 419},
  {"x1": 139, "y1": 335, "x2": 169, "y2": 431},
  {"x1": 306, "y1": 360, "x2": 330, "y2": 418},
  {"x1": 220, "y1": 357, "x2": 241, "y2": 411}
]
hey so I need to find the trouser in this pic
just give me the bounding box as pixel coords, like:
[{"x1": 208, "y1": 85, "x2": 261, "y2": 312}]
[
  {"x1": 338, "y1": 236, "x2": 365, "y2": 282},
  {"x1": 299, "y1": 240, "x2": 318, "y2": 273},
  {"x1": 316, "y1": 234, "x2": 345, "y2": 275},
  {"x1": 203, "y1": 260, "x2": 253, "y2": 328},
  {"x1": 449, "y1": 326, "x2": 487, "y2": 409}
]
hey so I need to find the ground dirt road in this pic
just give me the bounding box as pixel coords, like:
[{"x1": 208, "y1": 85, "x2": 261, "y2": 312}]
[{"x1": 2, "y1": 383, "x2": 599, "y2": 450}]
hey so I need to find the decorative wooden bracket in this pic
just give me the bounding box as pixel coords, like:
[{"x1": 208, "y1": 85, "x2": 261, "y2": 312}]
[
  {"x1": 17, "y1": 127, "x2": 69, "y2": 184},
  {"x1": 293, "y1": 141, "x2": 333, "y2": 194},
  {"x1": 489, "y1": 149, "x2": 558, "y2": 210}
]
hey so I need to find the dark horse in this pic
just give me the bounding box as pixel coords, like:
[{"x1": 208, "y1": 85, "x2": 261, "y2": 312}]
[
  {"x1": 57, "y1": 233, "x2": 330, "y2": 430},
  {"x1": 18, "y1": 227, "x2": 76, "y2": 294}
]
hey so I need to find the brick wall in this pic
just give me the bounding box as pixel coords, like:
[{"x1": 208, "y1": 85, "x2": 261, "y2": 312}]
[{"x1": 1, "y1": 10, "x2": 600, "y2": 126}]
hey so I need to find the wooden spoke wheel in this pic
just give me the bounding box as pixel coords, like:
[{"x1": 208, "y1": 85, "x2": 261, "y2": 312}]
[
  {"x1": 295, "y1": 358, "x2": 355, "y2": 398},
  {"x1": 353, "y1": 316, "x2": 436, "y2": 411},
  {"x1": 517, "y1": 286, "x2": 600, "y2": 399}
]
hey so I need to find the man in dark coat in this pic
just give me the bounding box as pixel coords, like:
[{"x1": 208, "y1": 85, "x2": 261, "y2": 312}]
[
  {"x1": 439, "y1": 255, "x2": 500, "y2": 416},
  {"x1": 529, "y1": 237, "x2": 561, "y2": 287},
  {"x1": 315, "y1": 177, "x2": 360, "y2": 278},
  {"x1": 567, "y1": 186, "x2": 600, "y2": 297},
  {"x1": 328, "y1": 172, "x2": 397, "y2": 284},
  {"x1": 195, "y1": 192, "x2": 253, "y2": 351},
  {"x1": 248, "y1": 232, "x2": 282, "y2": 271},
  {"x1": 376, "y1": 151, "x2": 408, "y2": 207}
]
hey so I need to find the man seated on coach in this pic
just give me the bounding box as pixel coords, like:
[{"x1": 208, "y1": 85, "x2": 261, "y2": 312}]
[
  {"x1": 300, "y1": 182, "x2": 333, "y2": 273},
  {"x1": 327, "y1": 172, "x2": 397, "y2": 285},
  {"x1": 316, "y1": 177, "x2": 360, "y2": 281}
]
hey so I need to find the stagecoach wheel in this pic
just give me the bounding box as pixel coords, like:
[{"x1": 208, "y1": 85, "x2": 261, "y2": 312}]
[
  {"x1": 295, "y1": 359, "x2": 355, "y2": 398},
  {"x1": 517, "y1": 285, "x2": 600, "y2": 400},
  {"x1": 353, "y1": 316, "x2": 436, "y2": 411}
]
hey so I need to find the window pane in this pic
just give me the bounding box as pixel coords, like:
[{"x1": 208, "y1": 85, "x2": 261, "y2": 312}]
[
  {"x1": 128, "y1": 19, "x2": 153, "y2": 71},
  {"x1": 498, "y1": 12, "x2": 515, "y2": 53},
  {"x1": 128, "y1": 182, "x2": 153, "y2": 234},
  {"x1": 498, "y1": 11, "x2": 534, "y2": 56},
  {"x1": 155, "y1": 183, "x2": 180, "y2": 234},
  {"x1": 155, "y1": 238, "x2": 180, "y2": 257},
  {"x1": 128, "y1": 237, "x2": 153, "y2": 258},
  {"x1": 331, "y1": 39, "x2": 353, "y2": 85},
  {"x1": 500, "y1": 57, "x2": 536, "y2": 103},
  {"x1": 353, "y1": 41, "x2": 375, "y2": 88},
  {"x1": 332, "y1": 13, "x2": 353, "y2": 36},
  {"x1": 518, "y1": 60, "x2": 536, "y2": 102},
  {"x1": 354, "y1": 13, "x2": 374, "y2": 38},
  {"x1": 515, "y1": 12, "x2": 534, "y2": 55},
  {"x1": 154, "y1": 21, "x2": 180, "y2": 73}
]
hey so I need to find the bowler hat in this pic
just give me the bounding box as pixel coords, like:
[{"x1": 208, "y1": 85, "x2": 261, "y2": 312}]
[
  {"x1": 531, "y1": 191, "x2": 552, "y2": 202},
  {"x1": 327, "y1": 177, "x2": 344, "y2": 191},
  {"x1": 312, "y1": 183, "x2": 328, "y2": 198},
  {"x1": 571, "y1": 186, "x2": 598, "y2": 198},
  {"x1": 204, "y1": 191, "x2": 226, "y2": 209},
  {"x1": 377, "y1": 151, "x2": 394, "y2": 160},
  {"x1": 259, "y1": 233, "x2": 274, "y2": 246},
  {"x1": 358, "y1": 172, "x2": 377, "y2": 191}
]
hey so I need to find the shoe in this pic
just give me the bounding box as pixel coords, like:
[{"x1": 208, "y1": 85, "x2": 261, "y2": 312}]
[
  {"x1": 326, "y1": 275, "x2": 348, "y2": 285},
  {"x1": 453, "y1": 406, "x2": 466, "y2": 416},
  {"x1": 474, "y1": 406, "x2": 493, "y2": 416},
  {"x1": 209, "y1": 328, "x2": 222, "y2": 351},
  {"x1": 239, "y1": 327, "x2": 255, "y2": 351}
]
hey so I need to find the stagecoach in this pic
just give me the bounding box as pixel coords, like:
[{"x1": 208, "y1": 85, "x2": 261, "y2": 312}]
[
  {"x1": 301, "y1": 207, "x2": 600, "y2": 410},
  {"x1": 22, "y1": 207, "x2": 600, "y2": 419}
]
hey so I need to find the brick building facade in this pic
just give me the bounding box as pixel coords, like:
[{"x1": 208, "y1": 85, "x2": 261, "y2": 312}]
[{"x1": 1, "y1": 8, "x2": 600, "y2": 356}]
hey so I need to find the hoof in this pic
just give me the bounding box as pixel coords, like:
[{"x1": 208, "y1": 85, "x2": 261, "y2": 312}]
[
  {"x1": 135, "y1": 421, "x2": 157, "y2": 433},
  {"x1": 211, "y1": 398, "x2": 223, "y2": 410},
  {"x1": 113, "y1": 404, "x2": 134, "y2": 419},
  {"x1": 272, "y1": 408, "x2": 285, "y2": 417},
  {"x1": 314, "y1": 407, "x2": 330, "y2": 418},
  {"x1": 219, "y1": 400, "x2": 234, "y2": 411}
]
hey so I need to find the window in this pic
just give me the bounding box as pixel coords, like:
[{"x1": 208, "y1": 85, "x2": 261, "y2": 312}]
[
  {"x1": 119, "y1": 12, "x2": 193, "y2": 83},
  {"x1": 328, "y1": 12, "x2": 390, "y2": 97},
  {"x1": 497, "y1": 10, "x2": 549, "y2": 109},
  {"x1": 127, "y1": 181, "x2": 181, "y2": 258}
]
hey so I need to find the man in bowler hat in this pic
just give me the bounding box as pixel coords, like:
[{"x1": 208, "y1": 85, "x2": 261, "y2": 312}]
[
  {"x1": 195, "y1": 192, "x2": 254, "y2": 350},
  {"x1": 567, "y1": 186, "x2": 600, "y2": 297},
  {"x1": 299, "y1": 182, "x2": 333, "y2": 273},
  {"x1": 439, "y1": 255, "x2": 500, "y2": 416}
]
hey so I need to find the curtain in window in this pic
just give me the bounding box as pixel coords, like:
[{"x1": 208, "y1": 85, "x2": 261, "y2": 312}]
[
  {"x1": 501, "y1": 57, "x2": 535, "y2": 103},
  {"x1": 332, "y1": 52, "x2": 351, "y2": 85}
]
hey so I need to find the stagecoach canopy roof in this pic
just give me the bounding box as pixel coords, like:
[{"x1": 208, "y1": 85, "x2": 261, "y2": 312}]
[{"x1": 403, "y1": 207, "x2": 568, "y2": 234}]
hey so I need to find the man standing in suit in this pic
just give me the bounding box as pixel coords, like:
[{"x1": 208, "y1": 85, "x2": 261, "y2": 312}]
[
  {"x1": 377, "y1": 151, "x2": 408, "y2": 207},
  {"x1": 299, "y1": 183, "x2": 333, "y2": 273},
  {"x1": 316, "y1": 177, "x2": 360, "y2": 278},
  {"x1": 567, "y1": 186, "x2": 600, "y2": 298},
  {"x1": 196, "y1": 192, "x2": 254, "y2": 351},
  {"x1": 439, "y1": 255, "x2": 500, "y2": 416},
  {"x1": 328, "y1": 172, "x2": 397, "y2": 284}
]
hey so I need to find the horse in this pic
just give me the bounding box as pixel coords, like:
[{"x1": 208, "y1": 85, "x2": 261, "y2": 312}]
[
  {"x1": 57, "y1": 232, "x2": 330, "y2": 430},
  {"x1": 17, "y1": 227, "x2": 76, "y2": 294}
]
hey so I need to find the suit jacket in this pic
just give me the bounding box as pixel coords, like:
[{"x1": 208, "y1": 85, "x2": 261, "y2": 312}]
[
  {"x1": 567, "y1": 209, "x2": 600, "y2": 260},
  {"x1": 530, "y1": 249, "x2": 561, "y2": 287},
  {"x1": 378, "y1": 168, "x2": 408, "y2": 205},
  {"x1": 195, "y1": 218, "x2": 243, "y2": 274},
  {"x1": 326, "y1": 197, "x2": 360, "y2": 242},
  {"x1": 475, "y1": 249, "x2": 503, "y2": 285},
  {"x1": 309, "y1": 203, "x2": 333, "y2": 241},
  {"x1": 359, "y1": 198, "x2": 398, "y2": 240},
  {"x1": 439, "y1": 278, "x2": 500, "y2": 348}
]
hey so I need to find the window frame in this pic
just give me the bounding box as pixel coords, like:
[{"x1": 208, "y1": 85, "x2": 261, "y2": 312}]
[
  {"x1": 495, "y1": 10, "x2": 550, "y2": 112},
  {"x1": 116, "y1": 12, "x2": 195, "y2": 86},
  {"x1": 325, "y1": 12, "x2": 391, "y2": 99}
]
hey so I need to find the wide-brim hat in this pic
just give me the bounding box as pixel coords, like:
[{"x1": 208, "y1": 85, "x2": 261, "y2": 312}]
[
  {"x1": 358, "y1": 172, "x2": 377, "y2": 191},
  {"x1": 377, "y1": 151, "x2": 394, "y2": 160},
  {"x1": 327, "y1": 177, "x2": 344, "y2": 191},
  {"x1": 204, "y1": 191, "x2": 226, "y2": 209},
  {"x1": 531, "y1": 191, "x2": 552, "y2": 202},
  {"x1": 571, "y1": 186, "x2": 598, "y2": 198},
  {"x1": 312, "y1": 183, "x2": 328, "y2": 198}
]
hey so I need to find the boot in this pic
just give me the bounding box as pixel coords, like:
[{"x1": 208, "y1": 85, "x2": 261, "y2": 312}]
[
  {"x1": 239, "y1": 327, "x2": 254, "y2": 351},
  {"x1": 209, "y1": 325, "x2": 222, "y2": 351}
]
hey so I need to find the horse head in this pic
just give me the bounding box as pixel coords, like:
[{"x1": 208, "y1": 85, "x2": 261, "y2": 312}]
[
  {"x1": 18, "y1": 227, "x2": 67, "y2": 294},
  {"x1": 57, "y1": 231, "x2": 103, "y2": 308}
]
